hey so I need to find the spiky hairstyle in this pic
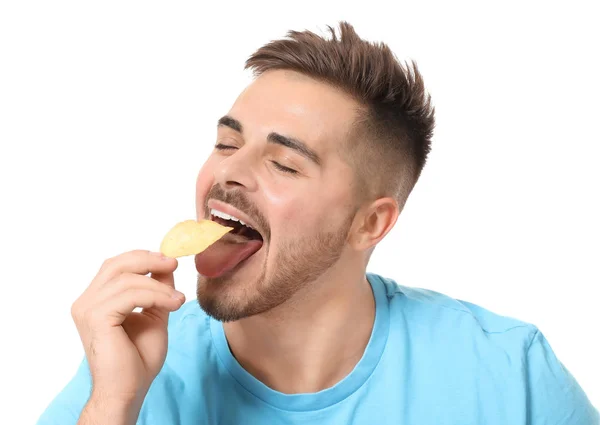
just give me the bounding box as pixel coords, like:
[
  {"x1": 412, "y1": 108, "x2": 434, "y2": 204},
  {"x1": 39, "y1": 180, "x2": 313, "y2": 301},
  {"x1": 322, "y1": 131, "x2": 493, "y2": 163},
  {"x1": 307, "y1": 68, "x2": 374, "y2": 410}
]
[{"x1": 246, "y1": 22, "x2": 435, "y2": 211}]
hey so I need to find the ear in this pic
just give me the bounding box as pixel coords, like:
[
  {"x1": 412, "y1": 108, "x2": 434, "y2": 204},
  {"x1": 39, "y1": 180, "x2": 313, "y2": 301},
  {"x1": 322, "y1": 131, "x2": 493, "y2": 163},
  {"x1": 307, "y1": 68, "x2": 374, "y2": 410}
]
[{"x1": 348, "y1": 197, "x2": 399, "y2": 251}]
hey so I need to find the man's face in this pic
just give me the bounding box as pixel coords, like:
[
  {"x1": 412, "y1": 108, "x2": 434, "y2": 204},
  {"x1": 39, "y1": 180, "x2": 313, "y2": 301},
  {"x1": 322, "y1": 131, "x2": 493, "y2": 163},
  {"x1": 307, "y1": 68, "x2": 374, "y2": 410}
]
[{"x1": 195, "y1": 70, "x2": 362, "y2": 321}]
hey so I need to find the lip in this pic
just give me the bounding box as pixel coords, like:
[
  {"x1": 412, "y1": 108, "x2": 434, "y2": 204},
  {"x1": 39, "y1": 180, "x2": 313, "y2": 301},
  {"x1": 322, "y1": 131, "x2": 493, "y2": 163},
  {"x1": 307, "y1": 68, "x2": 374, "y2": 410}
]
[{"x1": 207, "y1": 199, "x2": 263, "y2": 237}]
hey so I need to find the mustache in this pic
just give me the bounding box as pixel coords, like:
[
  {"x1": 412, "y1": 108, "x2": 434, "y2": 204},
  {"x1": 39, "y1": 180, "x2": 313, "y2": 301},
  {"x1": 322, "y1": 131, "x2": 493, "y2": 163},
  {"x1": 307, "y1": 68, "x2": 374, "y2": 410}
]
[{"x1": 205, "y1": 185, "x2": 270, "y2": 240}]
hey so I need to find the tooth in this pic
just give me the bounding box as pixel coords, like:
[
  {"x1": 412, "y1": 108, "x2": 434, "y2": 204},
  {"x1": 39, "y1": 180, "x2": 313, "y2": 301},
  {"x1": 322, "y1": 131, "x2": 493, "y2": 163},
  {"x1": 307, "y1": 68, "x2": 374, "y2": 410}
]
[
  {"x1": 239, "y1": 220, "x2": 254, "y2": 230},
  {"x1": 211, "y1": 209, "x2": 234, "y2": 221},
  {"x1": 209, "y1": 208, "x2": 258, "y2": 232},
  {"x1": 210, "y1": 208, "x2": 251, "y2": 226}
]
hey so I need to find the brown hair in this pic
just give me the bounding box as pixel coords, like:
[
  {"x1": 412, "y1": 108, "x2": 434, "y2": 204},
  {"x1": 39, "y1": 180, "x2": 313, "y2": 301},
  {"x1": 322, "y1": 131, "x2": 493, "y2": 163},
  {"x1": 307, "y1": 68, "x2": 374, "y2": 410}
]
[{"x1": 245, "y1": 22, "x2": 434, "y2": 212}]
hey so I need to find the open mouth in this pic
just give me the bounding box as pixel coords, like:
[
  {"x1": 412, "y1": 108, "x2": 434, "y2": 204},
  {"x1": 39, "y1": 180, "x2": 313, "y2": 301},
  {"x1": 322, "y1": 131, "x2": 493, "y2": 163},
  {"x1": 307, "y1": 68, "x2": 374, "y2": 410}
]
[
  {"x1": 210, "y1": 209, "x2": 263, "y2": 241},
  {"x1": 196, "y1": 207, "x2": 265, "y2": 277}
]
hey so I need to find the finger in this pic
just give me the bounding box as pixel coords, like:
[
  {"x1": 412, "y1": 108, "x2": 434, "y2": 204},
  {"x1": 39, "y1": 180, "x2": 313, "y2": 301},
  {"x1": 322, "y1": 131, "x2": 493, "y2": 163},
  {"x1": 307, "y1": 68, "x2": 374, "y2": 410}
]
[
  {"x1": 95, "y1": 273, "x2": 181, "y2": 304},
  {"x1": 92, "y1": 250, "x2": 178, "y2": 288},
  {"x1": 94, "y1": 288, "x2": 185, "y2": 328},
  {"x1": 144, "y1": 271, "x2": 180, "y2": 323},
  {"x1": 149, "y1": 270, "x2": 175, "y2": 289}
]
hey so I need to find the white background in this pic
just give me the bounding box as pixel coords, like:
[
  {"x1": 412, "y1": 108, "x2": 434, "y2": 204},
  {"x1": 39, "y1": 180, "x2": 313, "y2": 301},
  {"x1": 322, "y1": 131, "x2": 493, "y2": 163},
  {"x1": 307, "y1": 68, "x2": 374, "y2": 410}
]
[{"x1": 1, "y1": 1, "x2": 598, "y2": 423}]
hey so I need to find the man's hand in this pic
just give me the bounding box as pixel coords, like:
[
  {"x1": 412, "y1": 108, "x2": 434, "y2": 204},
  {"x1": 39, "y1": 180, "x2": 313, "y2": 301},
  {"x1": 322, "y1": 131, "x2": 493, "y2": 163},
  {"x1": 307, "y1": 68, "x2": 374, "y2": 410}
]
[{"x1": 71, "y1": 250, "x2": 185, "y2": 424}]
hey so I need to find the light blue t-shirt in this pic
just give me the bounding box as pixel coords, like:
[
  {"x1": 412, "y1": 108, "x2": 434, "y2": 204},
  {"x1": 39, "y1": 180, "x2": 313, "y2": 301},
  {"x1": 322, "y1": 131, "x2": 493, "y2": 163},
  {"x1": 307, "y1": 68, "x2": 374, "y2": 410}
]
[{"x1": 37, "y1": 274, "x2": 598, "y2": 424}]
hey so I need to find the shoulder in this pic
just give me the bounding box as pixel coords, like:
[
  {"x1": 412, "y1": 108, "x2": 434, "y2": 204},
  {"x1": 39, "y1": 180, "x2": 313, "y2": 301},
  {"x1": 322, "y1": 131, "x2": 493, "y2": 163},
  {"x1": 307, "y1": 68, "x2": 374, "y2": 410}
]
[
  {"x1": 369, "y1": 274, "x2": 600, "y2": 421},
  {"x1": 370, "y1": 273, "x2": 539, "y2": 349}
]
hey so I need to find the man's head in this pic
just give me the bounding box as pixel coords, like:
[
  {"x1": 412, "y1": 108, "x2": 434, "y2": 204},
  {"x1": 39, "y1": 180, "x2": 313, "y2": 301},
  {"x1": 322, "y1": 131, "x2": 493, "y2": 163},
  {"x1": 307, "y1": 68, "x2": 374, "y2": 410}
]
[{"x1": 195, "y1": 22, "x2": 434, "y2": 322}]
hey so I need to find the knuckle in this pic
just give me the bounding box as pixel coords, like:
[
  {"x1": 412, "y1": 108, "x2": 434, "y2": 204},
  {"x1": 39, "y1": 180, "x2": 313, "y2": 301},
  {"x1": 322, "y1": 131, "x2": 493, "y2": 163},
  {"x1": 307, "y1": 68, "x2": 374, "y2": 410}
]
[
  {"x1": 70, "y1": 295, "x2": 89, "y2": 321},
  {"x1": 99, "y1": 249, "x2": 149, "y2": 273},
  {"x1": 99, "y1": 257, "x2": 115, "y2": 272},
  {"x1": 130, "y1": 249, "x2": 151, "y2": 258},
  {"x1": 70, "y1": 301, "x2": 82, "y2": 321}
]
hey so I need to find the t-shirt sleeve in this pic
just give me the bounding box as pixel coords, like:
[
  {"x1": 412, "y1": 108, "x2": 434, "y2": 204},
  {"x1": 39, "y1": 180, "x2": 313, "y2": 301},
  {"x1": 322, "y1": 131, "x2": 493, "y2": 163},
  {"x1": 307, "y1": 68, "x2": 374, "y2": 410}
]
[
  {"x1": 36, "y1": 356, "x2": 92, "y2": 425},
  {"x1": 526, "y1": 330, "x2": 599, "y2": 425}
]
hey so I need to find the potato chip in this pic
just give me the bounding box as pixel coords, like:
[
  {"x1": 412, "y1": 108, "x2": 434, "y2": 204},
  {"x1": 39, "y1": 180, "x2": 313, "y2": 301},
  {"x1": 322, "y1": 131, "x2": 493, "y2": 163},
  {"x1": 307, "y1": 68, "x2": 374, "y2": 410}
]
[{"x1": 160, "y1": 219, "x2": 233, "y2": 258}]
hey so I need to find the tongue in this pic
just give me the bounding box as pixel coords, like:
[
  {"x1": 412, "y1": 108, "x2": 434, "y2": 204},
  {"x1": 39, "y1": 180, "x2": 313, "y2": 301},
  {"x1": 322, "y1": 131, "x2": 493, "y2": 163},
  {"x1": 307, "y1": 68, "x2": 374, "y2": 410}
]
[{"x1": 195, "y1": 239, "x2": 263, "y2": 278}]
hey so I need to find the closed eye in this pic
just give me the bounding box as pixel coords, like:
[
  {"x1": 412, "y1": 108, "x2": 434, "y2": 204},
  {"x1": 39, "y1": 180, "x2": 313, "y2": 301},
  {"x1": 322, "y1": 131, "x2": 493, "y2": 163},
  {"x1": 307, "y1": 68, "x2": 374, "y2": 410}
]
[
  {"x1": 214, "y1": 144, "x2": 298, "y2": 175},
  {"x1": 271, "y1": 161, "x2": 298, "y2": 175},
  {"x1": 215, "y1": 143, "x2": 237, "y2": 150}
]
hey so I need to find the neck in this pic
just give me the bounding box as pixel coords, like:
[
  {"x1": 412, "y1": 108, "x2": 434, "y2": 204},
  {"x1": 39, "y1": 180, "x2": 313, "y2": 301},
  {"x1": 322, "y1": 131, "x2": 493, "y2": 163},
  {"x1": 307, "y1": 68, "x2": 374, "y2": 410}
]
[{"x1": 222, "y1": 260, "x2": 375, "y2": 394}]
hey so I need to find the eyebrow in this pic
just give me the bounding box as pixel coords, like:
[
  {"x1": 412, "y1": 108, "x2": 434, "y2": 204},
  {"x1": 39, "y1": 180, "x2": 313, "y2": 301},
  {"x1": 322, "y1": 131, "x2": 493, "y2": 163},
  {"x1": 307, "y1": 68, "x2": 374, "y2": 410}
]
[
  {"x1": 218, "y1": 115, "x2": 243, "y2": 133},
  {"x1": 217, "y1": 115, "x2": 321, "y2": 166}
]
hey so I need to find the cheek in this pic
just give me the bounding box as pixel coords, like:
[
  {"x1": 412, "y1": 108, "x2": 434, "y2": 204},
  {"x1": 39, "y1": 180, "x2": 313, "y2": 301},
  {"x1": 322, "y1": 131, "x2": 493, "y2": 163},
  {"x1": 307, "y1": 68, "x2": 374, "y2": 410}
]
[
  {"x1": 267, "y1": 175, "x2": 355, "y2": 233},
  {"x1": 267, "y1": 192, "x2": 330, "y2": 241},
  {"x1": 295, "y1": 184, "x2": 354, "y2": 232},
  {"x1": 263, "y1": 181, "x2": 314, "y2": 222}
]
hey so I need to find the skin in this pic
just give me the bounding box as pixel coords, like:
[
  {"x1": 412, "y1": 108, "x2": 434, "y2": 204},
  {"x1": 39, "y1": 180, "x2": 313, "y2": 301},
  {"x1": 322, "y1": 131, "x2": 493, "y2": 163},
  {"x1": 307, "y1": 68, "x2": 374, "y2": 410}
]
[
  {"x1": 72, "y1": 251, "x2": 183, "y2": 425},
  {"x1": 195, "y1": 70, "x2": 399, "y2": 393},
  {"x1": 72, "y1": 70, "x2": 400, "y2": 424}
]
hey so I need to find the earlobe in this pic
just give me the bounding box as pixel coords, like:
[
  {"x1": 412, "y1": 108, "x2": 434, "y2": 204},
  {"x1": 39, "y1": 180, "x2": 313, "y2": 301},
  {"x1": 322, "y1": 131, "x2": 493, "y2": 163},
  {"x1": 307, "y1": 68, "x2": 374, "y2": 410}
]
[{"x1": 349, "y1": 198, "x2": 399, "y2": 251}]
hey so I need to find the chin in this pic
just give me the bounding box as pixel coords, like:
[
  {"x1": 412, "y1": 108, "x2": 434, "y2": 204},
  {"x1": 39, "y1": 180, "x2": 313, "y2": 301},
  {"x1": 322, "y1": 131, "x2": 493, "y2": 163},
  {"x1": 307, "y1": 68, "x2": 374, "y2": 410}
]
[{"x1": 195, "y1": 248, "x2": 270, "y2": 322}]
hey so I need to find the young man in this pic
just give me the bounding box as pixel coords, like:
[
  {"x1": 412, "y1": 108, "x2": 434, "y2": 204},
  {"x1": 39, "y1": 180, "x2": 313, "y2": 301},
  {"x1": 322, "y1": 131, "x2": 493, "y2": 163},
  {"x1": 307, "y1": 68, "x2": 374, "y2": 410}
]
[{"x1": 38, "y1": 22, "x2": 598, "y2": 424}]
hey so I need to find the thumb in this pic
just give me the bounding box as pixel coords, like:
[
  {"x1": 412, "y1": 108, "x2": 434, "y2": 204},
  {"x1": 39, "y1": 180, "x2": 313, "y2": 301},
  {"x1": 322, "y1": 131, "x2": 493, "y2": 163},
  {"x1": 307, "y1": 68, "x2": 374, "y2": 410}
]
[{"x1": 144, "y1": 270, "x2": 182, "y2": 323}]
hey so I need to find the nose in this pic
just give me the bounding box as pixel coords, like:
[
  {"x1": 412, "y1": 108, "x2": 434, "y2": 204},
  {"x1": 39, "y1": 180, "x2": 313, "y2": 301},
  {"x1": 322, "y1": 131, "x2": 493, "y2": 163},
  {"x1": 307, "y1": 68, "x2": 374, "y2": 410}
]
[{"x1": 213, "y1": 148, "x2": 258, "y2": 191}]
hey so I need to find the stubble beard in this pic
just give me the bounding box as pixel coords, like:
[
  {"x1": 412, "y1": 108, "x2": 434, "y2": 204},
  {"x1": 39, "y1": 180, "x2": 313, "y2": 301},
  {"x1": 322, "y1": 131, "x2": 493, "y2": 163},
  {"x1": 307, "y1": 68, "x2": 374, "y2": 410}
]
[{"x1": 196, "y1": 216, "x2": 354, "y2": 322}]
